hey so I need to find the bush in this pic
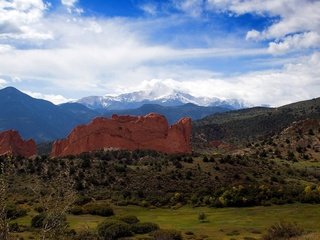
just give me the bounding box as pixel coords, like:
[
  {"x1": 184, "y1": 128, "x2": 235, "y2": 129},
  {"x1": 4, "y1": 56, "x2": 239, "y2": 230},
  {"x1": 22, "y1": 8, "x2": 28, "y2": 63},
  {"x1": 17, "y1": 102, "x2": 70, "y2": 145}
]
[
  {"x1": 84, "y1": 202, "x2": 114, "y2": 217},
  {"x1": 31, "y1": 213, "x2": 67, "y2": 229},
  {"x1": 153, "y1": 229, "x2": 182, "y2": 240},
  {"x1": 31, "y1": 213, "x2": 46, "y2": 228},
  {"x1": 9, "y1": 222, "x2": 20, "y2": 232},
  {"x1": 75, "y1": 196, "x2": 92, "y2": 206},
  {"x1": 72, "y1": 230, "x2": 98, "y2": 240},
  {"x1": 97, "y1": 220, "x2": 133, "y2": 240},
  {"x1": 6, "y1": 204, "x2": 27, "y2": 219},
  {"x1": 69, "y1": 206, "x2": 84, "y2": 215},
  {"x1": 118, "y1": 215, "x2": 140, "y2": 224},
  {"x1": 198, "y1": 212, "x2": 207, "y2": 222},
  {"x1": 131, "y1": 222, "x2": 159, "y2": 234},
  {"x1": 263, "y1": 221, "x2": 304, "y2": 240},
  {"x1": 34, "y1": 205, "x2": 45, "y2": 213}
]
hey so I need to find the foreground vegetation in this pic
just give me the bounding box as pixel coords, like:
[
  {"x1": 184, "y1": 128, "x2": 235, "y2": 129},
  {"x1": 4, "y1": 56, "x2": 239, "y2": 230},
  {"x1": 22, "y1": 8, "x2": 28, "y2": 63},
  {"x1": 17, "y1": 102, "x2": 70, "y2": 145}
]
[
  {"x1": 0, "y1": 147, "x2": 320, "y2": 239},
  {"x1": 7, "y1": 203, "x2": 320, "y2": 239},
  {"x1": 1, "y1": 114, "x2": 320, "y2": 239}
]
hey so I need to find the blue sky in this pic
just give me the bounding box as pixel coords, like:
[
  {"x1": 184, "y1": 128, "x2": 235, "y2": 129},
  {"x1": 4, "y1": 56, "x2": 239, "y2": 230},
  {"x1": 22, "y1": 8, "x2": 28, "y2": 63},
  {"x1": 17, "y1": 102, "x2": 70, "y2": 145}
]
[{"x1": 0, "y1": 0, "x2": 320, "y2": 106}]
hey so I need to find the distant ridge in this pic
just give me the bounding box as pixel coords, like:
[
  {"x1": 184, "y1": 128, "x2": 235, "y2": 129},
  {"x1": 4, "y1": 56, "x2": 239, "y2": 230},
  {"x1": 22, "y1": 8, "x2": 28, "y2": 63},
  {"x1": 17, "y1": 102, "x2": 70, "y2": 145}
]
[
  {"x1": 103, "y1": 103, "x2": 231, "y2": 124},
  {"x1": 0, "y1": 87, "x2": 99, "y2": 142},
  {"x1": 77, "y1": 82, "x2": 248, "y2": 111},
  {"x1": 193, "y1": 97, "x2": 320, "y2": 145}
]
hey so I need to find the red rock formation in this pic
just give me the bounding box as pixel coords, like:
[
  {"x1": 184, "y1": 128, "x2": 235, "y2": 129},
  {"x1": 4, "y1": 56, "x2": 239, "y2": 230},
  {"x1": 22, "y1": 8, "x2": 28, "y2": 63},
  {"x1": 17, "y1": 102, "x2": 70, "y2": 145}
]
[
  {"x1": 0, "y1": 130, "x2": 36, "y2": 158},
  {"x1": 51, "y1": 113, "x2": 192, "y2": 157}
]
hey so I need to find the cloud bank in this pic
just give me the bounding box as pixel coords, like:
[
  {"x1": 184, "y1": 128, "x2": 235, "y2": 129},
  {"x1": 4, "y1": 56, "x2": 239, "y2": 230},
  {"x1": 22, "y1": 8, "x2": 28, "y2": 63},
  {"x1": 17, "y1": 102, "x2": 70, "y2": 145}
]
[{"x1": 0, "y1": 0, "x2": 319, "y2": 106}]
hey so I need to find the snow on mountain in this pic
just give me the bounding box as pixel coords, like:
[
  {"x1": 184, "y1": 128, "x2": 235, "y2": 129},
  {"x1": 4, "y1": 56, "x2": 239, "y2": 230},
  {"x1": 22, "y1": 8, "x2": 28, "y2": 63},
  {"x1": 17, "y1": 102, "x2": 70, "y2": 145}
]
[{"x1": 77, "y1": 82, "x2": 249, "y2": 110}]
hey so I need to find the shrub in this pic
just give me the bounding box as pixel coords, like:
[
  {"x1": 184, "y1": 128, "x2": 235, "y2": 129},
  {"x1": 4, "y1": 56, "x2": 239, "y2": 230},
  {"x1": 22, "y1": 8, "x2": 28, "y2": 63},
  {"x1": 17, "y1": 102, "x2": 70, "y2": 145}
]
[
  {"x1": 118, "y1": 215, "x2": 140, "y2": 224},
  {"x1": 31, "y1": 213, "x2": 67, "y2": 229},
  {"x1": 84, "y1": 202, "x2": 114, "y2": 217},
  {"x1": 69, "y1": 206, "x2": 84, "y2": 215},
  {"x1": 198, "y1": 212, "x2": 207, "y2": 222},
  {"x1": 34, "y1": 206, "x2": 45, "y2": 213},
  {"x1": 153, "y1": 229, "x2": 182, "y2": 240},
  {"x1": 31, "y1": 213, "x2": 46, "y2": 228},
  {"x1": 9, "y1": 222, "x2": 20, "y2": 232},
  {"x1": 203, "y1": 156, "x2": 209, "y2": 162},
  {"x1": 97, "y1": 220, "x2": 133, "y2": 240},
  {"x1": 72, "y1": 230, "x2": 98, "y2": 240},
  {"x1": 6, "y1": 204, "x2": 27, "y2": 219},
  {"x1": 74, "y1": 196, "x2": 92, "y2": 206},
  {"x1": 131, "y1": 222, "x2": 159, "y2": 234},
  {"x1": 263, "y1": 221, "x2": 304, "y2": 240}
]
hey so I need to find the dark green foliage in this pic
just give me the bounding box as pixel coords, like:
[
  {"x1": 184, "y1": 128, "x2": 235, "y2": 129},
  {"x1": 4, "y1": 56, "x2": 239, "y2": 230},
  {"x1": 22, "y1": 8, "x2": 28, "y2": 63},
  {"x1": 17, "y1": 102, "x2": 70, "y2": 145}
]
[
  {"x1": 83, "y1": 203, "x2": 114, "y2": 217},
  {"x1": 198, "y1": 212, "x2": 207, "y2": 222},
  {"x1": 74, "y1": 196, "x2": 92, "y2": 206},
  {"x1": 97, "y1": 220, "x2": 133, "y2": 240},
  {"x1": 309, "y1": 129, "x2": 315, "y2": 135},
  {"x1": 287, "y1": 151, "x2": 296, "y2": 161},
  {"x1": 113, "y1": 164, "x2": 127, "y2": 173},
  {"x1": 6, "y1": 204, "x2": 27, "y2": 219},
  {"x1": 34, "y1": 206, "x2": 45, "y2": 213},
  {"x1": 3, "y1": 148, "x2": 320, "y2": 209},
  {"x1": 118, "y1": 215, "x2": 139, "y2": 224},
  {"x1": 153, "y1": 229, "x2": 182, "y2": 240},
  {"x1": 31, "y1": 213, "x2": 46, "y2": 228},
  {"x1": 72, "y1": 230, "x2": 98, "y2": 240},
  {"x1": 131, "y1": 222, "x2": 159, "y2": 234},
  {"x1": 81, "y1": 157, "x2": 91, "y2": 168},
  {"x1": 69, "y1": 206, "x2": 84, "y2": 215},
  {"x1": 8, "y1": 223, "x2": 20, "y2": 232},
  {"x1": 263, "y1": 221, "x2": 304, "y2": 240}
]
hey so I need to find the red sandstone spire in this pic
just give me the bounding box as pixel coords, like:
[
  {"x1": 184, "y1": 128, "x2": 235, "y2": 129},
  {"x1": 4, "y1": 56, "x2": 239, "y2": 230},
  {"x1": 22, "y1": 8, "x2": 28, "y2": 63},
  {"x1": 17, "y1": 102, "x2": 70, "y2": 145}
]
[
  {"x1": 51, "y1": 113, "x2": 192, "y2": 157},
  {"x1": 0, "y1": 130, "x2": 37, "y2": 158}
]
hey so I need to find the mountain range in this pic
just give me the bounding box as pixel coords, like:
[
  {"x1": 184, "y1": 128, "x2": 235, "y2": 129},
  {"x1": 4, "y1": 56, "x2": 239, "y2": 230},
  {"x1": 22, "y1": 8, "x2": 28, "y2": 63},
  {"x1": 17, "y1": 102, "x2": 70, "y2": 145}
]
[
  {"x1": 2, "y1": 86, "x2": 318, "y2": 145},
  {"x1": 0, "y1": 87, "x2": 232, "y2": 142},
  {"x1": 77, "y1": 83, "x2": 247, "y2": 111}
]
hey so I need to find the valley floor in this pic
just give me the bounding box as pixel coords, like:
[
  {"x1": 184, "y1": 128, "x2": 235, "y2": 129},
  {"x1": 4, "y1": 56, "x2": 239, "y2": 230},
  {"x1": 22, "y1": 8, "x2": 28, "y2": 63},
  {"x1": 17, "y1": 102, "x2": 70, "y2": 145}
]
[{"x1": 13, "y1": 203, "x2": 320, "y2": 240}]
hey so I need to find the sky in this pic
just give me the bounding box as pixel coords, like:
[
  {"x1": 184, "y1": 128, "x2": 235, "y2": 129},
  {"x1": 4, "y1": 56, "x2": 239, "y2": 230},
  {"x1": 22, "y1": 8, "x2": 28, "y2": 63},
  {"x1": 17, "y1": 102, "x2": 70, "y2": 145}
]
[{"x1": 0, "y1": 0, "x2": 320, "y2": 106}]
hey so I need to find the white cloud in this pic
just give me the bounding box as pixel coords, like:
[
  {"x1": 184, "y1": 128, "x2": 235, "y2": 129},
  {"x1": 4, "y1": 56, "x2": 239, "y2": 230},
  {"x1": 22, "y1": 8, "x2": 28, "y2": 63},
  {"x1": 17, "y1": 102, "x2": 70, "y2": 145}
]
[
  {"x1": 206, "y1": 0, "x2": 320, "y2": 53},
  {"x1": 139, "y1": 3, "x2": 158, "y2": 16},
  {"x1": 61, "y1": 0, "x2": 77, "y2": 7},
  {"x1": 0, "y1": 44, "x2": 14, "y2": 53},
  {"x1": 0, "y1": 0, "x2": 49, "y2": 40},
  {"x1": 125, "y1": 52, "x2": 320, "y2": 107},
  {"x1": 246, "y1": 29, "x2": 261, "y2": 41},
  {"x1": 23, "y1": 90, "x2": 75, "y2": 105},
  {"x1": 0, "y1": 13, "x2": 268, "y2": 97},
  {"x1": 0, "y1": 0, "x2": 319, "y2": 107},
  {"x1": 174, "y1": 0, "x2": 204, "y2": 17},
  {"x1": 0, "y1": 78, "x2": 7, "y2": 87},
  {"x1": 268, "y1": 32, "x2": 320, "y2": 54}
]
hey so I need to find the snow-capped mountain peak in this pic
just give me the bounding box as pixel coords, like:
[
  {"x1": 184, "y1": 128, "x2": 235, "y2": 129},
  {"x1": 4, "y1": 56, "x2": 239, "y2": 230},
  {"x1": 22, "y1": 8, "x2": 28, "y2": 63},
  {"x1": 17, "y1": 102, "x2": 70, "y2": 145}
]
[{"x1": 77, "y1": 86, "x2": 249, "y2": 111}]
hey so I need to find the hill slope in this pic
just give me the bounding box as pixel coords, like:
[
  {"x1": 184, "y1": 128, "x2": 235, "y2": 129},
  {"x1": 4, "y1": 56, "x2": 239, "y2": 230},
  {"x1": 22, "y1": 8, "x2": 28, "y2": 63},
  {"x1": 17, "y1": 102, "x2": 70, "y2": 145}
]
[{"x1": 193, "y1": 97, "x2": 320, "y2": 145}]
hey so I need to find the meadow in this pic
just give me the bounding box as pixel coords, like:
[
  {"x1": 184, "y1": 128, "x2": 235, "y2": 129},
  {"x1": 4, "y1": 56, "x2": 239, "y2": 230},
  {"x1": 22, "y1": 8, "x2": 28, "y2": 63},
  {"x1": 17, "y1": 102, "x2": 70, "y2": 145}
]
[{"x1": 14, "y1": 203, "x2": 320, "y2": 240}]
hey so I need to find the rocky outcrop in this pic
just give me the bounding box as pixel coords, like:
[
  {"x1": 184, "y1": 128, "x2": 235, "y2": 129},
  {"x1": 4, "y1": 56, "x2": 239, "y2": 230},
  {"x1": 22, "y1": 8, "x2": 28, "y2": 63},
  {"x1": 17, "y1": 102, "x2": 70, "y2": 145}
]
[
  {"x1": 51, "y1": 113, "x2": 192, "y2": 157},
  {"x1": 0, "y1": 130, "x2": 36, "y2": 157}
]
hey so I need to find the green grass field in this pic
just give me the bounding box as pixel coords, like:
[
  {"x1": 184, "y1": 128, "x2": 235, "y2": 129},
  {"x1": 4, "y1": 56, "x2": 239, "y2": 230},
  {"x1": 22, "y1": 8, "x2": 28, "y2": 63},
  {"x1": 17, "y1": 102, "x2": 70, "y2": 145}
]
[
  {"x1": 67, "y1": 203, "x2": 320, "y2": 240},
  {"x1": 14, "y1": 203, "x2": 320, "y2": 239}
]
